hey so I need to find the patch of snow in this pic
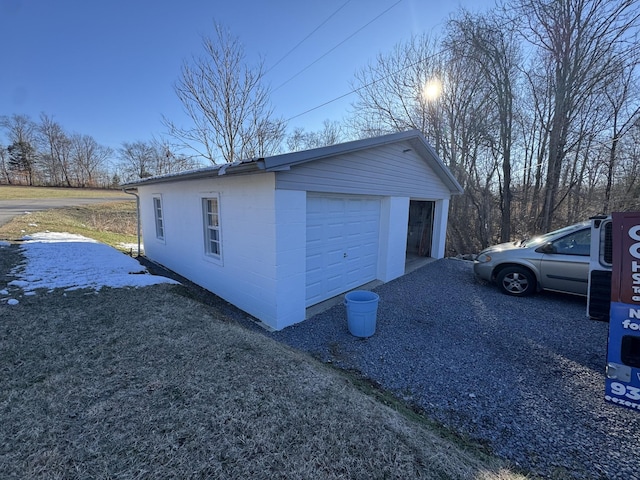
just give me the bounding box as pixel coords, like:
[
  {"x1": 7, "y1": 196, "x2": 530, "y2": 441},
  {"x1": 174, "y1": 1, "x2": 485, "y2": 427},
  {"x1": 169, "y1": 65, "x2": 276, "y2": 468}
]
[
  {"x1": 118, "y1": 242, "x2": 144, "y2": 255},
  {"x1": 21, "y1": 232, "x2": 97, "y2": 243},
  {"x1": 0, "y1": 289, "x2": 8, "y2": 295},
  {"x1": 8, "y1": 299, "x2": 19, "y2": 305},
  {"x1": 9, "y1": 232, "x2": 178, "y2": 293}
]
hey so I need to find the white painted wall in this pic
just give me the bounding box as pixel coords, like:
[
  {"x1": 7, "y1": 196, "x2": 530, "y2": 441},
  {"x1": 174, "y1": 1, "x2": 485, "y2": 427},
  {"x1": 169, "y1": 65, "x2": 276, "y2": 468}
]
[
  {"x1": 378, "y1": 196, "x2": 410, "y2": 282},
  {"x1": 273, "y1": 189, "x2": 306, "y2": 329},
  {"x1": 431, "y1": 199, "x2": 450, "y2": 259},
  {"x1": 139, "y1": 173, "x2": 290, "y2": 329}
]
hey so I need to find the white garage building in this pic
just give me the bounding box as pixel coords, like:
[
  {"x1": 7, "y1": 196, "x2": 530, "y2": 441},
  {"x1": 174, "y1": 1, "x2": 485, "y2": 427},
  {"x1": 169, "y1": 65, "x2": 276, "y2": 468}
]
[{"x1": 124, "y1": 130, "x2": 463, "y2": 330}]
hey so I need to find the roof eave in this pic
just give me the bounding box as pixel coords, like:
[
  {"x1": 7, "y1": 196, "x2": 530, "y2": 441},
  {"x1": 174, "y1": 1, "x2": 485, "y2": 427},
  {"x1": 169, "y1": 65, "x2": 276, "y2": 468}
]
[{"x1": 120, "y1": 160, "x2": 265, "y2": 188}]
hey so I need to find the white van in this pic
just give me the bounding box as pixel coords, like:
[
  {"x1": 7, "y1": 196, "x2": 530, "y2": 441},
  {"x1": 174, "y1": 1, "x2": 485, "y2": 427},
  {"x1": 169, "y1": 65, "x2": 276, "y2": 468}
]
[{"x1": 588, "y1": 215, "x2": 613, "y2": 320}]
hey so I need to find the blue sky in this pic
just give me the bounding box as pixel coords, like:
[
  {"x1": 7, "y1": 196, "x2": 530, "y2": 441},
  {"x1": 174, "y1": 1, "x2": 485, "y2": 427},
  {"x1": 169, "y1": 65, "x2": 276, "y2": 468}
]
[{"x1": 0, "y1": 0, "x2": 495, "y2": 150}]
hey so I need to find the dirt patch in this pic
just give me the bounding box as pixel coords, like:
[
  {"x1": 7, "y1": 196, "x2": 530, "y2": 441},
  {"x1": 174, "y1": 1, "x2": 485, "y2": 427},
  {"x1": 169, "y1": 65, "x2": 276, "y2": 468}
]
[{"x1": 0, "y1": 243, "x2": 24, "y2": 296}]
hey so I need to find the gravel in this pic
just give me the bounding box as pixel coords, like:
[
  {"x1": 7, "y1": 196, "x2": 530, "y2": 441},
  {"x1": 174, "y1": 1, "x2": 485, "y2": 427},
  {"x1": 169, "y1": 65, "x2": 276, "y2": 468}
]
[{"x1": 268, "y1": 258, "x2": 640, "y2": 480}]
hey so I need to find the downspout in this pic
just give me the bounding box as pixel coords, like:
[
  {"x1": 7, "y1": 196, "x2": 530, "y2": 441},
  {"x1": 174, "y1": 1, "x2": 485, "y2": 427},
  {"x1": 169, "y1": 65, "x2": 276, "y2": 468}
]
[{"x1": 122, "y1": 187, "x2": 141, "y2": 257}]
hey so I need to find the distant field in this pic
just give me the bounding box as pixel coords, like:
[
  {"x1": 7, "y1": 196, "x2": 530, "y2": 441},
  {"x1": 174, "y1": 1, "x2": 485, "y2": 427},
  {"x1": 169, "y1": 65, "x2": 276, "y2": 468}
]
[
  {"x1": 0, "y1": 186, "x2": 137, "y2": 250},
  {"x1": 0, "y1": 185, "x2": 129, "y2": 200}
]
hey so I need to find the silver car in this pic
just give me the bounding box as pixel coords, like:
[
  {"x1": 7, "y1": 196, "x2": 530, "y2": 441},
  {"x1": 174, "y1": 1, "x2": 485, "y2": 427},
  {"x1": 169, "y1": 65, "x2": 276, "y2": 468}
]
[{"x1": 473, "y1": 221, "x2": 591, "y2": 296}]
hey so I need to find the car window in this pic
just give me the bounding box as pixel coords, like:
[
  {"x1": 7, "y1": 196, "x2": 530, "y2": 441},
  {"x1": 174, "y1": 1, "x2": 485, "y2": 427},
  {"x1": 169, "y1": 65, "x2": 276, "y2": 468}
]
[
  {"x1": 521, "y1": 221, "x2": 590, "y2": 247},
  {"x1": 550, "y1": 229, "x2": 591, "y2": 255}
]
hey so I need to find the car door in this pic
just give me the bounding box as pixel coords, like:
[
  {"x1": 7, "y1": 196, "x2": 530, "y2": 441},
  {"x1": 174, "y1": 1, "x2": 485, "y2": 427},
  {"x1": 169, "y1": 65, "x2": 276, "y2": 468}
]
[{"x1": 538, "y1": 228, "x2": 591, "y2": 295}]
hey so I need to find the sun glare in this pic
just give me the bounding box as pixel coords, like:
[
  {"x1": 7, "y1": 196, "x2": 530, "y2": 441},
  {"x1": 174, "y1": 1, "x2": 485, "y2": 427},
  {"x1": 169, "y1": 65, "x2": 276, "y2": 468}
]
[{"x1": 422, "y1": 78, "x2": 442, "y2": 101}]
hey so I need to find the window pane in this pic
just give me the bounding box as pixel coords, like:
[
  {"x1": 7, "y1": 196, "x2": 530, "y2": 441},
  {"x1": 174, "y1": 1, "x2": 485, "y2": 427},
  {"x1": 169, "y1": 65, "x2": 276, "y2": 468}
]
[
  {"x1": 203, "y1": 197, "x2": 221, "y2": 258},
  {"x1": 153, "y1": 197, "x2": 164, "y2": 240}
]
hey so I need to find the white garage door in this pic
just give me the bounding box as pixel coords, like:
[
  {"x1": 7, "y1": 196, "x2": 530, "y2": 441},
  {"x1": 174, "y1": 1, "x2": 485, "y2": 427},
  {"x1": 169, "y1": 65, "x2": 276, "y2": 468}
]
[{"x1": 306, "y1": 194, "x2": 380, "y2": 306}]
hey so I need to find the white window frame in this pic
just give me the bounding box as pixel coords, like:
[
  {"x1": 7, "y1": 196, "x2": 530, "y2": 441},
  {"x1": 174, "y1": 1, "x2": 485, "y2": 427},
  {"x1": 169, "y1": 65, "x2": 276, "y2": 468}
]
[
  {"x1": 152, "y1": 195, "x2": 164, "y2": 241},
  {"x1": 202, "y1": 195, "x2": 222, "y2": 261}
]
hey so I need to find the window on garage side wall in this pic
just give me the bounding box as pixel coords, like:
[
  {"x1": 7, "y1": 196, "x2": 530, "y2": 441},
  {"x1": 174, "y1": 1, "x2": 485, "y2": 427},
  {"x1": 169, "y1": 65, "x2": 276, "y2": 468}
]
[
  {"x1": 153, "y1": 196, "x2": 164, "y2": 240},
  {"x1": 202, "y1": 196, "x2": 221, "y2": 259}
]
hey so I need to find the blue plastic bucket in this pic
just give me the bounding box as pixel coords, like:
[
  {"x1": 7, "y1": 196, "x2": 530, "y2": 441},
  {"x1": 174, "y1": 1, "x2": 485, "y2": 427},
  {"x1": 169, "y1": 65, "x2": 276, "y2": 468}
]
[{"x1": 344, "y1": 290, "x2": 379, "y2": 338}]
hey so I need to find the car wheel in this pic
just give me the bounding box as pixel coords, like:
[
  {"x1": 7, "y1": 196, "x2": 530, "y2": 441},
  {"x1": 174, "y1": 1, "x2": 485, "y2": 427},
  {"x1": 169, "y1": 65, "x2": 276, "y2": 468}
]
[{"x1": 496, "y1": 266, "x2": 536, "y2": 296}]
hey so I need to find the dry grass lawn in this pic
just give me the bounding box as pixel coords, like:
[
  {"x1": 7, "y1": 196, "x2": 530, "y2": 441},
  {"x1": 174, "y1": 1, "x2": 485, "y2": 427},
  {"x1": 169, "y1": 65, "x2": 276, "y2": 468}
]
[
  {"x1": 0, "y1": 202, "x2": 138, "y2": 250},
  {"x1": 0, "y1": 185, "x2": 128, "y2": 200}
]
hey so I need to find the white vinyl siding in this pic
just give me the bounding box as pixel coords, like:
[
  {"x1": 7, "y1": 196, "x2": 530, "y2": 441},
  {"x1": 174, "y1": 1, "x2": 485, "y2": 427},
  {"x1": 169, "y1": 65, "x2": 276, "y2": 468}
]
[
  {"x1": 153, "y1": 196, "x2": 164, "y2": 240},
  {"x1": 203, "y1": 197, "x2": 221, "y2": 259},
  {"x1": 275, "y1": 143, "x2": 450, "y2": 199}
]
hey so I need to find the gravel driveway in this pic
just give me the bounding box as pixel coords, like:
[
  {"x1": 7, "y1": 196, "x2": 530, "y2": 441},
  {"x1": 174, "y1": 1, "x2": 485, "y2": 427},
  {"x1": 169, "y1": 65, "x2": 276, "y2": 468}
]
[{"x1": 268, "y1": 258, "x2": 640, "y2": 480}]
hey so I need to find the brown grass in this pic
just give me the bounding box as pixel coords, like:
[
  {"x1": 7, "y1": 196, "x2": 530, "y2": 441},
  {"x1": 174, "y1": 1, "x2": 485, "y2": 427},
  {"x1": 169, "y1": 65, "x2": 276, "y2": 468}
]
[
  {"x1": 0, "y1": 202, "x2": 138, "y2": 249},
  {"x1": 0, "y1": 185, "x2": 127, "y2": 200},
  {"x1": 0, "y1": 244, "x2": 531, "y2": 479}
]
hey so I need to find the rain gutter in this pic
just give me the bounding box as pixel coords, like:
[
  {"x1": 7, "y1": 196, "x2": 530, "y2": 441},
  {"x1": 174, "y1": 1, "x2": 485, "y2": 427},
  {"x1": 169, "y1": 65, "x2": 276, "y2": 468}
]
[{"x1": 122, "y1": 187, "x2": 141, "y2": 257}]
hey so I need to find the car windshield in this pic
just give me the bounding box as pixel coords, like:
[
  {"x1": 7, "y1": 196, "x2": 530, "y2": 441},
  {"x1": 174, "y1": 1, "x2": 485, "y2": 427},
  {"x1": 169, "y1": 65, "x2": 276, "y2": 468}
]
[{"x1": 520, "y1": 222, "x2": 590, "y2": 248}]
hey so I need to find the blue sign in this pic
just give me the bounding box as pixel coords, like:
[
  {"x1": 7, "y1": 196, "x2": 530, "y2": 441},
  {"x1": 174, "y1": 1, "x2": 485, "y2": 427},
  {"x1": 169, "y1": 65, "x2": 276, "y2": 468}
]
[
  {"x1": 606, "y1": 302, "x2": 640, "y2": 410},
  {"x1": 605, "y1": 213, "x2": 640, "y2": 411}
]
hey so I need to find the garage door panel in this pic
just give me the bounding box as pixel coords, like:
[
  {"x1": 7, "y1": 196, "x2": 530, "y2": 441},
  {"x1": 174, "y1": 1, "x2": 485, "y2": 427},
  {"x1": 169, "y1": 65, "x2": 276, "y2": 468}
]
[
  {"x1": 306, "y1": 282, "x2": 322, "y2": 300},
  {"x1": 306, "y1": 252, "x2": 323, "y2": 270},
  {"x1": 326, "y1": 250, "x2": 344, "y2": 269},
  {"x1": 307, "y1": 230, "x2": 323, "y2": 244},
  {"x1": 326, "y1": 278, "x2": 346, "y2": 295},
  {"x1": 306, "y1": 195, "x2": 380, "y2": 306}
]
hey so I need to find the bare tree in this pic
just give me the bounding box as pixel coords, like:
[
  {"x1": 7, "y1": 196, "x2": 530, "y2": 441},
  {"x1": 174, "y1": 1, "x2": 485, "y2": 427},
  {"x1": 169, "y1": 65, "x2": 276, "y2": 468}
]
[
  {"x1": 117, "y1": 139, "x2": 201, "y2": 183},
  {"x1": 37, "y1": 113, "x2": 73, "y2": 186},
  {"x1": 0, "y1": 114, "x2": 35, "y2": 145},
  {"x1": 612, "y1": 123, "x2": 640, "y2": 210},
  {"x1": 0, "y1": 145, "x2": 10, "y2": 184},
  {"x1": 119, "y1": 141, "x2": 156, "y2": 181},
  {"x1": 166, "y1": 23, "x2": 285, "y2": 164},
  {"x1": 512, "y1": 0, "x2": 640, "y2": 231},
  {"x1": 149, "y1": 137, "x2": 202, "y2": 175},
  {"x1": 600, "y1": 53, "x2": 640, "y2": 212},
  {"x1": 286, "y1": 120, "x2": 346, "y2": 152},
  {"x1": 447, "y1": 11, "x2": 521, "y2": 242},
  {"x1": 350, "y1": 34, "x2": 443, "y2": 140},
  {"x1": 69, "y1": 134, "x2": 111, "y2": 187}
]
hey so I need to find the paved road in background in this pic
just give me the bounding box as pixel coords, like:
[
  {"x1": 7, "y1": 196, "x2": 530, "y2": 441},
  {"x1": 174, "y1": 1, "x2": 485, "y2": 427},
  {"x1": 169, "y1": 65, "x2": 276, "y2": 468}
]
[{"x1": 0, "y1": 197, "x2": 133, "y2": 227}]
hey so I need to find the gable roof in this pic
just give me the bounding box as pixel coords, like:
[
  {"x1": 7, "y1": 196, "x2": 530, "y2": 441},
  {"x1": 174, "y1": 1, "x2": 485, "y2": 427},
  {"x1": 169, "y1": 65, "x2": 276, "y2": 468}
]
[{"x1": 122, "y1": 130, "x2": 463, "y2": 195}]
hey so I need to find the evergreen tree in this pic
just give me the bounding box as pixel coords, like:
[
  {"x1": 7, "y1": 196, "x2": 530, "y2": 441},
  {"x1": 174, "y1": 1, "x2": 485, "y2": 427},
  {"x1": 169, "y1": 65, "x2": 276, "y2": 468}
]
[{"x1": 7, "y1": 141, "x2": 36, "y2": 185}]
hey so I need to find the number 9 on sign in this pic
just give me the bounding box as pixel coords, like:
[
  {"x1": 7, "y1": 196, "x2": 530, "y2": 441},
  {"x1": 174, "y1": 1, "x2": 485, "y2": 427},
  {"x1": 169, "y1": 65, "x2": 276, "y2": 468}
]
[{"x1": 610, "y1": 381, "x2": 640, "y2": 400}]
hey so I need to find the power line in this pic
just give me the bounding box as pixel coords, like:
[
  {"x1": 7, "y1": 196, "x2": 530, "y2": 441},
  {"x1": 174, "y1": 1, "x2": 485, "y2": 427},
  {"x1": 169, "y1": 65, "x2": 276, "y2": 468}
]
[
  {"x1": 285, "y1": 44, "x2": 449, "y2": 123},
  {"x1": 273, "y1": 0, "x2": 403, "y2": 93},
  {"x1": 265, "y1": 0, "x2": 353, "y2": 75}
]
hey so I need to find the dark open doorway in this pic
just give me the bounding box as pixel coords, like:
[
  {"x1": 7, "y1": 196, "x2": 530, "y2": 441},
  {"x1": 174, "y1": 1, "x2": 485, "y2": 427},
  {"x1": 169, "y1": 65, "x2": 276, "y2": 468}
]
[{"x1": 407, "y1": 200, "x2": 434, "y2": 258}]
